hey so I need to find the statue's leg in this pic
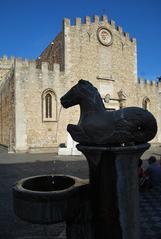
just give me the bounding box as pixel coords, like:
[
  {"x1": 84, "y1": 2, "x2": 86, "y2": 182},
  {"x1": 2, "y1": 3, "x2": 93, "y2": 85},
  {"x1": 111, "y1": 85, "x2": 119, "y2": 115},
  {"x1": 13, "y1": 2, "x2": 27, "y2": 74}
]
[{"x1": 67, "y1": 124, "x2": 89, "y2": 142}]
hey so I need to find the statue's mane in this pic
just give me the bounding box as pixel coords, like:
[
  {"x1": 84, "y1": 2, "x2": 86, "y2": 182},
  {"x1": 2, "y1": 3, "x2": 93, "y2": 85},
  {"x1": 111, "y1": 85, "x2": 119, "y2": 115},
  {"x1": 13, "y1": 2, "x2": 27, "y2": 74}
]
[{"x1": 78, "y1": 79, "x2": 99, "y2": 96}]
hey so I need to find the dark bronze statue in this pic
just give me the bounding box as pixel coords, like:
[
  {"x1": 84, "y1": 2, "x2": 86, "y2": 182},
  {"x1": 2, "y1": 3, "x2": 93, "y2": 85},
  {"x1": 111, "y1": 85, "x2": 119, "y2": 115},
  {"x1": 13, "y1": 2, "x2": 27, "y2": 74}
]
[{"x1": 60, "y1": 79, "x2": 157, "y2": 146}]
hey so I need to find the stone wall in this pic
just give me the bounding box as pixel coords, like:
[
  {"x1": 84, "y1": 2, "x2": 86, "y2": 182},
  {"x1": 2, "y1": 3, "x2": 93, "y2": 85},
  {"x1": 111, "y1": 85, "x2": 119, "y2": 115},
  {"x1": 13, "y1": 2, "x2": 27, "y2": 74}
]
[
  {"x1": 135, "y1": 79, "x2": 161, "y2": 143},
  {"x1": 63, "y1": 16, "x2": 137, "y2": 104},
  {"x1": 0, "y1": 56, "x2": 14, "y2": 82},
  {"x1": 0, "y1": 67, "x2": 15, "y2": 148},
  {"x1": 14, "y1": 59, "x2": 70, "y2": 152},
  {"x1": 62, "y1": 15, "x2": 160, "y2": 143}
]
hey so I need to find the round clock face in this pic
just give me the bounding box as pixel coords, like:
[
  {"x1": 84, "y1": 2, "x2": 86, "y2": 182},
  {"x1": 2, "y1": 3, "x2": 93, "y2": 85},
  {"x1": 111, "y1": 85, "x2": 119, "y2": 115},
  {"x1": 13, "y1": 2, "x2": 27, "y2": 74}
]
[{"x1": 97, "y1": 27, "x2": 113, "y2": 46}]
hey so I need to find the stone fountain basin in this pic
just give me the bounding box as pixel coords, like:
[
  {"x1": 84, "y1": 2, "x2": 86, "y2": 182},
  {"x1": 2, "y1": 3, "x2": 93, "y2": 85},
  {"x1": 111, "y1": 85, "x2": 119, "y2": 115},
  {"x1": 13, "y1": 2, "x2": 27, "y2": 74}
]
[{"x1": 13, "y1": 175, "x2": 89, "y2": 224}]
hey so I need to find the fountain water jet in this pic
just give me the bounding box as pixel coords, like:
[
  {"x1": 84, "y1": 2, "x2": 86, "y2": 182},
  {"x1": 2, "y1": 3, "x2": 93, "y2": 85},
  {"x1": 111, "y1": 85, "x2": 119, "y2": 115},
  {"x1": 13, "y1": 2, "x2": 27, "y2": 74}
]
[{"x1": 55, "y1": 105, "x2": 63, "y2": 141}]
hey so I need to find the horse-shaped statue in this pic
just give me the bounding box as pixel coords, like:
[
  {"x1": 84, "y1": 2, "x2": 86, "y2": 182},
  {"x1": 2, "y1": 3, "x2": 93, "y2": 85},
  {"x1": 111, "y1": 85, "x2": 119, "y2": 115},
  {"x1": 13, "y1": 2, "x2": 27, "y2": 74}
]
[{"x1": 60, "y1": 80, "x2": 157, "y2": 146}]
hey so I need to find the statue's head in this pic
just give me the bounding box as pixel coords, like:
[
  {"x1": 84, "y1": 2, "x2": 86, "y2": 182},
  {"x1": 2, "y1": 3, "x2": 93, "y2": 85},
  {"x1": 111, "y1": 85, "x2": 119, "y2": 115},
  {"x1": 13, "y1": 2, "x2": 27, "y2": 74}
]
[{"x1": 60, "y1": 79, "x2": 98, "y2": 108}]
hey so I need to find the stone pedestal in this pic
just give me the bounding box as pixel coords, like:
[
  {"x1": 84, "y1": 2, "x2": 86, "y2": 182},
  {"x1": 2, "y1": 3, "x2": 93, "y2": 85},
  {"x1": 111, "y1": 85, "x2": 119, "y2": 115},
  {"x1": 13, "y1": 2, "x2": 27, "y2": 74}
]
[
  {"x1": 66, "y1": 196, "x2": 94, "y2": 239},
  {"x1": 77, "y1": 143, "x2": 150, "y2": 239}
]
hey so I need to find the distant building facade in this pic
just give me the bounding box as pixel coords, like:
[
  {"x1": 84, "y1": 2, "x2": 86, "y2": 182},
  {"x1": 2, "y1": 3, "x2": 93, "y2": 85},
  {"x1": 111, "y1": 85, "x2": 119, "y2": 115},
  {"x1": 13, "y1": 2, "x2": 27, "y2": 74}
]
[{"x1": 0, "y1": 15, "x2": 161, "y2": 153}]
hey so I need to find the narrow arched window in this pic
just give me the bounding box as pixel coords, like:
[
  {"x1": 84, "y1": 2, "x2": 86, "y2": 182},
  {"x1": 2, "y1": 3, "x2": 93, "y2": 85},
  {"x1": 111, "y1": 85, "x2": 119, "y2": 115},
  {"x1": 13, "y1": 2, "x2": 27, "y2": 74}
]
[
  {"x1": 45, "y1": 93, "x2": 52, "y2": 118},
  {"x1": 42, "y1": 89, "x2": 57, "y2": 121},
  {"x1": 142, "y1": 97, "x2": 150, "y2": 110}
]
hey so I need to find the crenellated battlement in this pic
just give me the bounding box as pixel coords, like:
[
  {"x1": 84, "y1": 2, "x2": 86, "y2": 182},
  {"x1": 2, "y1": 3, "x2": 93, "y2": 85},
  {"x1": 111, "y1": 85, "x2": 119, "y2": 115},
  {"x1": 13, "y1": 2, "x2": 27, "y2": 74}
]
[
  {"x1": 0, "y1": 55, "x2": 15, "y2": 69},
  {"x1": 138, "y1": 78, "x2": 159, "y2": 87},
  {"x1": 63, "y1": 15, "x2": 135, "y2": 43},
  {"x1": 41, "y1": 61, "x2": 60, "y2": 73},
  {"x1": 14, "y1": 58, "x2": 61, "y2": 75}
]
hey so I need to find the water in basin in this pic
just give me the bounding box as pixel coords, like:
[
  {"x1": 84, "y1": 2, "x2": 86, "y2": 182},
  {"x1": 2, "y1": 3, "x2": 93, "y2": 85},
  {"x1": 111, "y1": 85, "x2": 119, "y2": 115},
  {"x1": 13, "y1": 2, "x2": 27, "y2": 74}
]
[{"x1": 22, "y1": 175, "x2": 75, "y2": 192}]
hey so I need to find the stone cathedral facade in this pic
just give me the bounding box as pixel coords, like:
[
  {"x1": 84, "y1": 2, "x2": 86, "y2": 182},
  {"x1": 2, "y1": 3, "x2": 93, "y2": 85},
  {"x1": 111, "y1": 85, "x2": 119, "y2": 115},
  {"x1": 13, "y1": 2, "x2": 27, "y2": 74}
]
[{"x1": 0, "y1": 15, "x2": 161, "y2": 153}]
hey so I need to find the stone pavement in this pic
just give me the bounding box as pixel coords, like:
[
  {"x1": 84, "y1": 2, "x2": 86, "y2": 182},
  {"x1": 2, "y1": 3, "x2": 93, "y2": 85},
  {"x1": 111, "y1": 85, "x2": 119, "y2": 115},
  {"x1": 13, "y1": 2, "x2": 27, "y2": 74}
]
[
  {"x1": 0, "y1": 144, "x2": 161, "y2": 239},
  {"x1": 140, "y1": 184, "x2": 161, "y2": 239}
]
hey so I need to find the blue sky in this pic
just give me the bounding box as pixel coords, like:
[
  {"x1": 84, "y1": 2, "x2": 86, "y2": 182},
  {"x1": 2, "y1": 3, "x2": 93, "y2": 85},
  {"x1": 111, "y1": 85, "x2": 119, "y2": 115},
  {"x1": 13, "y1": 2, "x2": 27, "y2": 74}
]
[{"x1": 0, "y1": 0, "x2": 160, "y2": 80}]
